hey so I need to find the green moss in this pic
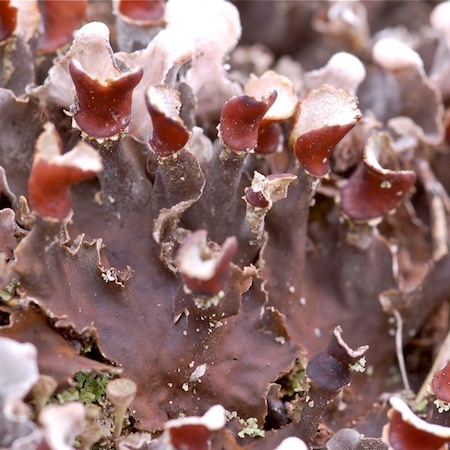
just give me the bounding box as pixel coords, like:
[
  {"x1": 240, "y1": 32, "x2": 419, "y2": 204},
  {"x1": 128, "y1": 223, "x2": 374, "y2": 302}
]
[
  {"x1": 0, "y1": 278, "x2": 20, "y2": 303},
  {"x1": 56, "y1": 389, "x2": 80, "y2": 403},
  {"x1": 279, "y1": 358, "x2": 308, "y2": 397},
  {"x1": 53, "y1": 372, "x2": 136, "y2": 443},
  {"x1": 76, "y1": 372, "x2": 111, "y2": 404},
  {"x1": 55, "y1": 372, "x2": 112, "y2": 406},
  {"x1": 415, "y1": 399, "x2": 428, "y2": 412}
]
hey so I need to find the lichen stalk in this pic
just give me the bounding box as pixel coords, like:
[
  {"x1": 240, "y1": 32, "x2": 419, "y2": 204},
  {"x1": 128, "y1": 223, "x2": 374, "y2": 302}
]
[
  {"x1": 241, "y1": 171, "x2": 296, "y2": 263},
  {"x1": 297, "y1": 327, "x2": 368, "y2": 447},
  {"x1": 296, "y1": 384, "x2": 335, "y2": 447},
  {"x1": 90, "y1": 138, "x2": 151, "y2": 213},
  {"x1": 184, "y1": 141, "x2": 249, "y2": 244},
  {"x1": 242, "y1": 203, "x2": 266, "y2": 246},
  {"x1": 151, "y1": 148, "x2": 204, "y2": 214},
  {"x1": 261, "y1": 165, "x2": 319, "y2": 341},
  {"x1": 414, "y1": 157, "x2": 450, "y2": 261},
  {"x1": 12, "y1": 217, "x2": 63, "y2": 297}
]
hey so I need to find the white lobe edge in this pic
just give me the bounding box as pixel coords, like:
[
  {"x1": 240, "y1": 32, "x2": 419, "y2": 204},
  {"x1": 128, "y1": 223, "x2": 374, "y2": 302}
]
[
  {"x1": 164, "y1": 0, "x2": 242, "y2": 114},
  {"x1": 389, "y1": 396, "x2": 450, "y2": 438},
  {"x1": 363, "y1": 132, "x2": 414, "y2": 178},
  {"x1": 11, "y1": 0, "x2": 40, "y2": 42},
  {"x1": 363, "y1": 133, "x2": 394, "y2": 174},
  {"x1": 244, "y1": 71, "x2": 298, "y2": 121},
  {"x1": 28, "y1": 21, "x2": 124, "y2": 110},
  {"x1": 36, "y1": 123, "x2": 103, "y2": 174},
  {"x1": 327, "y1": 1, "x2": 367, "y2": 28},
  {"x1": 274, "y1": 437, "x2": 308, "y2": 450},
  {"x1": 327, "y1": 52, "x2": 366, "y2": 82},
  {"x1": 165, "y1": 0, "x2": 241, "y2": 55},
  {"x1": 35, "y1": 123, "x2": 64, "y2": 159},
  {"x1": 72, "y1": 22, "x2": 140, "y2": 83},
  {"x1": 39, "y1": 402, "x2": 86, "y2": 450},
  {"x1": 431, "y1": 2, "x2": 450, "y2": 38},
  {"x1": 334, "y1": 326, "x2": 368, "y2": 359},
  {"x1": 60, "y1": 142, "x2": 104, "y2": 174},
  {"x1": 70, "y1": 57, "x2": 142, "y2": 84},
  {"x1": 249, "y1": 172, "x2": 297, "y2": 208},
  {"x1": 304, "y1": 52, "x2": 366, "y2": 95},
  {"x1": 166, "y1": 404, "x2": 226, "y2": 432},
  {"x1": 116, "y1": 27, "x2": 194, "y2": 142},
  {"x1": 147, "y1": 84, "x2": 183, "y2": 119},
  {"x1": 177, "y1": 231, "x2": 234, "y2": 281},
  {"x1": 73, "y1": 21, "x2": 110, "y2": 50},
  {"x1": 0, "y1": 337, "x2": 39, "y2": 418},
  {"x1": 291, "y1": 85, "x2": 361, "y2": 142},
  {"x1": 372, "y1": 38, "x2": 423, "y2": 71},
  {"x1": 200, "y1": 404, "x2": 226, "y2": 430}
]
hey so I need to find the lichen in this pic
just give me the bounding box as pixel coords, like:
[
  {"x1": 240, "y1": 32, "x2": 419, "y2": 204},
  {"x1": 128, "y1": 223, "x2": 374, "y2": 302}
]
[
  {"x1": 434, "y1": 398, "x2": 450, "y2": 414},
  {"x1": 349, "y1": 356, "x2": 366, "y2": 373},
  {"x1": 237, "y1": 417, "x2": 265, "y2": 438}
]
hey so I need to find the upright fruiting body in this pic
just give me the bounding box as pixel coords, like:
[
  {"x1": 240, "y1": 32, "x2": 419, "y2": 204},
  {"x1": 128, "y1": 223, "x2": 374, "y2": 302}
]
[
  {"x1": 106, "y1": 378, "x2": 137, "y2": 439},
  {"x1": 37, "y1": 0, "x2": 88, "y2": 54},
  {"x1": 78, "y1": 404, "x2": 103, "y2": 450},
  {"x1": 289, "y1": 85, "x2": 362, "y2": 177},
  {"x1": 244, "y1": 71, "x2": 298, "y2": 154},
  {"x1": 0, "y1": 1, "x2": 17, "y2": 43},
  {"x1": 340, "y1": 133, "x2": 416, "y2": 223},
  {"x1": 39, "y1": 403, "x2": 86, "y2": 450},
  {"x1": 372, "y1": 37, "x2": 444, "y2": 145},
  {"x1": 431, "y1": 362, "x2": 450, "y2": 414},
  {"x1": 219, "y1": 91, "x2": 277, "y2": 154},
  {"x1": 28, "y1": 123, "x2": 103, "y2": 221},
  {"x1": 298, "y1": 327, "x2": 368, "y2": 447},
  {"x1": 383, "y1": 397, "x2": 450, "y2": 450},
  {"x1": 31, "y1": 375, "x2": 57, "y2": 415},
  {"x1": 146, "y1": 84, "x2": 190, "y2": 157},
  {"x1": 116, "y1": 0, "x2": 165, "y2": 24},
  {"x1": 243, "y1": 172, "x2": 296, "y2": 244},
  {"x1": 304, "y1": 52, "x2": 366, "y2": 95},
  {"x1": 177, "y1": 230, "x2": 238, "y2": 301},
  {"x1": 69, "y1": 59, "x2": 143, "y2": 139},
  {"x1": 158, "y1": 404, "x2": 226, "y2": 450}
]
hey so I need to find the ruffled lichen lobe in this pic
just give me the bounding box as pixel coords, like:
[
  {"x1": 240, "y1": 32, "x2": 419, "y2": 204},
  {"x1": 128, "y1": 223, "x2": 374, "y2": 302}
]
[
  {"x1": 28, "y1": 123, "x2": 103, "y2": 221},
  {"x1": 290, "y1": 85, "x2": 362, "y2": 177},
  {"x1": 219, "y1": 91, "x2": 277, "y2": 154},
  {"x1": 69, "y1": 58, "x2": 143, "y2": 139},
  {"x1": 340, "y1": 133, "x2": 417, "y2": 223}
]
